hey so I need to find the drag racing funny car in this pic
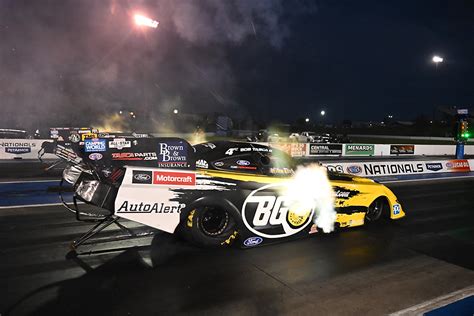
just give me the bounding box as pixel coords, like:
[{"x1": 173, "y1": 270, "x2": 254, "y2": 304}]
[{"x1": 41, "y1": 136, "x2": 405, "y2": 249}]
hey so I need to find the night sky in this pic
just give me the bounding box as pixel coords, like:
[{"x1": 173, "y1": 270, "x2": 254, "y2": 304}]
[{"x1": 1, "y1": 0, "x2": 473, "y2": 130}]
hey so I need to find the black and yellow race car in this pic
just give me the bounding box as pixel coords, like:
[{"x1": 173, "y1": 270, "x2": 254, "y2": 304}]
[{"x1": 44, "y1": 137, "x2": 405, "y2": 249}]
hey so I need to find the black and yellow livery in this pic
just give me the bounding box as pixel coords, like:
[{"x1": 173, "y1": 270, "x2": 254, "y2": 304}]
[
  {"x1": 48, "y1": 137, "x2": 405, "y2": 249},
  {"x1": 179, "y1": 141, "x2": 405, "y2": 248}
]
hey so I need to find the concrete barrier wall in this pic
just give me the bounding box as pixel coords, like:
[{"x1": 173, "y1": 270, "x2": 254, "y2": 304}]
[
  {"x1": 320, "y1": 159, "x2": 474, "y2": 177},
  {"x1": 269, "y1": 142, "x2": 474, "y2": 157},
  {"x1": 0, "y1": 139, "x2": 56, "y2": 160}
]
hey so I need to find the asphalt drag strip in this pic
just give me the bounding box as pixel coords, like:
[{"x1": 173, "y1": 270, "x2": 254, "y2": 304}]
[{"x1": 0, "y1": 178, "x2": 473, "y2": 315}]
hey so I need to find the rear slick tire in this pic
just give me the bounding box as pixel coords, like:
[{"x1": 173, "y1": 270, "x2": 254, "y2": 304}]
[{"x1": 183, "y1": 206, "x2": 238, "y2": 248}]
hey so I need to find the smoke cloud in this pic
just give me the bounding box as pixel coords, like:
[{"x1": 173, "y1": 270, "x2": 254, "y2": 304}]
[
  {"x1": 0, "y1": 0, "x2": 314, "y2": 133},
  {"x1": 283, "y1": 164, "x2": 337, "y2": 233}
]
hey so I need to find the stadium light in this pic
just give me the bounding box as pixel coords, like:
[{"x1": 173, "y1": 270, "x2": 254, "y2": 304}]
[
  {"x1": 320, "y1": 110, "x2": 326, "y2": 116},
  {"x1": 134, "y1": 14, "x2": 159, "y2": 29},
  {"x1": 432, "y1": 56, "x2": 443, "y2": 63},
  {"x1": 305, "y1": 118, "x2": 310, "y2": 123}
]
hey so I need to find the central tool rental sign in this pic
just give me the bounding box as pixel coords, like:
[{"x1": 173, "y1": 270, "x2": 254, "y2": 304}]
[{"x1": 323, "y1": 159, "x2": 472, "y2": 177}]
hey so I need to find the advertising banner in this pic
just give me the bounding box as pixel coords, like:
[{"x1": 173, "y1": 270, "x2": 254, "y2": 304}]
[
  {"x1": 390, "y1": 144, "x2": 415, "y2": 155},
  {"x1": 309, "y1": 144, "x2": 343, "y2": 155},
  {"x1": 273, "y1": 143, "x2": 307, "y2": 157},
  {"x1": 322, "y1": 159, "x2": 472, "y2": 177},
  {"x1": 0, "y1": 139, "x2": 56, "y2": 160},
  {"x1": 345, "y1": 144, "x2": 374, "y2": 156}
]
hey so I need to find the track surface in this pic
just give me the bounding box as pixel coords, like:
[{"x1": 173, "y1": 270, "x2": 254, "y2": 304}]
[{"x1": 1, "y1": 178, "x2": 474, "y2": 315}]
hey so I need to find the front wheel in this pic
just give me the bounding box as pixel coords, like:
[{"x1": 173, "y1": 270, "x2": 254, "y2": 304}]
[
  {"x1": 182, "y1": 206, "x2": 238, "y2": 247},
  {"x1": 365, "y1": 197, "x2": 387, "y2": 222}
]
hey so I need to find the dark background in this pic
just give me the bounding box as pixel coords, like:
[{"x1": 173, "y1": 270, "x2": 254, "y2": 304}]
[{"x1": 1, "y1": 0, "x2": 473, "y2": 130}]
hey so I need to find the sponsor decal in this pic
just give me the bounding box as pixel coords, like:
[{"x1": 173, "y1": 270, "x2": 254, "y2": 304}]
[
  {"x1": 326, "y1": 164, "x2": 344, "y2": 173},
  {"x1": 309, "y1": 144, "x2": 343, "y2": 155},
  {"x1": 393, "y1": 204, "x2": 401, "y2": 216},
  {"x1": 5, "y1": 147, "x2": 31, "y2": 154},
  {"x1": 269, "y1": 167, "x2": 293, "y2": 175},
  {"x1": 425, "y1": 163, "x2": 443, "y2": 172},
  {"x1": 132, "y1": 132, "x2": 149, "y2": 138},
  {"x1": 230, "y1": 165, "x2": 257, "y2": 170},
  {"x1": 225, "y1": 147, "x2": 271, "y2": 155},
  {"x1": 108, "y1": 138, "x2": 131, "y2": 150},
  {"x1": 345, "y1": 144, "x2": 374, "y2": 156},
  {"x1": 84, "y1": 139, "x2": 106, "y2": 152},
  {"x1": 242, "y1": 183, "x2": 314, "y2": 239},
  {"x1": 333, "y1": 187, "x2": 360, "y2": 199},
  {"x1": 112, "y1": 152, "x2": 157, "y2": 161},
  {"x1": 346, "y1": 165, "x2": 362, "y2": 174},
  {"x1": 243, "y1": 236, "x2": 263, "y2": 247},
  {"x1": 237, "y1": 160, "x2": 251, "y2": 166},
  {"x1": 81, "y1": 133, "x2": 97, "y2": 141},
  {"x1": 364, "y1": 163, "x2": 423, "y2": 176},
  {"x1": 153, "y1": 171, "x2": 196, "y2": 186},
  {"x1": 69, "y1": 133, "x2": 81, "y2": 143},
  {"x1": 390, "y1": 145, "x2": 415, "y2": 155},
  {"x1": 116, "y1": 200, "x2": 185, "y2": 214},
  {"x1": 88, "y1": 153, "x2": 103, "y2": 161},
  {"x1": 335, "y1": 191, "x2": 351, "y2": 198},
  {"x1": 214, "y1": 161, "x2": 224, "y2": 167},
  {"x1": 196, "y1": 159, "x2": 208, "y2": 169},
  {"x1": 132, "y1": 170, "x2": 152, "y2": 184},
  {"x1": 202, "y1": 143, "x2": 216, "y2": 149},
  {"x1": 158, "y1": 142, "x2": 188, "y2": 168},
  {"x1": 446, "y1": 159, "x2": 470, "y2": 172}
]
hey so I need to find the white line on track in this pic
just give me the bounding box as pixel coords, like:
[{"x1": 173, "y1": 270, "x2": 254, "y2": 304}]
[
  {"x1": 0, "y1": 179, "x2": 59, "y2": 184},
  {"x1": 0, "y1": 202, "x2": 65, "y2": 209}
]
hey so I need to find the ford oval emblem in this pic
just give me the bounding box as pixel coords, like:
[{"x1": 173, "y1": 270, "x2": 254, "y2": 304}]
[
  {"x1": 346, "y1": 165, "x2": 362, "y2": 174},
  {"x1": 243, "y1": 236, "x2": 263, "y2": 247},
  {"x1": 88, "y1": 153, "x2": 103, "y2": 161},
  {"x1": 237, "y1": 160, "x2": 250, "y2": 166},
  {"x1": 134, "y1": 173, "x2": 151, "y2": 181}
]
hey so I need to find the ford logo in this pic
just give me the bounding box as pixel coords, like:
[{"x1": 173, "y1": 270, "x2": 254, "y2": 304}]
[
  {"x1": 88, "y1": 153, "x2": 103, "y2": 161},
  {"x1": 134, "y1": 173, "x2": 151, "y2": 181},
  {"x1": 346, "y1": 165, "x2": 362, "y2": 174},
  {"x1": 237, "y1": 160, "x2": 250, "y2": 166},
  {"x1": 243, "y1": 236, "x2": 263, "y2": 247}
]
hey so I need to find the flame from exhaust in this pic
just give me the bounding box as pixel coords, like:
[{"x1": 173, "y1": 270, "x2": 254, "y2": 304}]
[{"x1": 281, "y1": 164, "x2": 336, "y2": 233}]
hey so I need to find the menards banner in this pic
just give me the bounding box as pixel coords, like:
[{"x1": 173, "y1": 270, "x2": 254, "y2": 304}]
[
  {"x1": 322, "y1": 159, "x2": 473, "y2": 177},
  {"x1": 344, "y1": 144, "x2": 374, "y2": 156}
]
